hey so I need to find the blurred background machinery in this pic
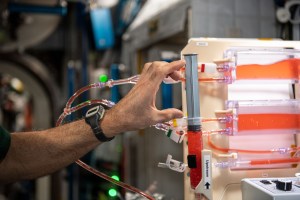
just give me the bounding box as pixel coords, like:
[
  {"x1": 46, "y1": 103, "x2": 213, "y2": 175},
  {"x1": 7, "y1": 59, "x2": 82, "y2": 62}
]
[{"x1": 0, "y1": 0, "x2": 141, "y2": 199}]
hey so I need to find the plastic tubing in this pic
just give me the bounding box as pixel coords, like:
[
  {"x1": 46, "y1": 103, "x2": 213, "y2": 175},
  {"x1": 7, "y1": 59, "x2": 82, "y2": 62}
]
[
  {"x1": 180, "y1": 77, "x2": 227, "y2": 82},
  {"x1": 215, "y1": 158, "x2": 300, "y2": 168},
  {"x1": 65, "y1": 75, "x2": 139, "y2": 110},
  {"x1": 56, "y1": 75, "x2": 155, "y2": 200},
  {"x1": 250, "y1": 158, "x2": 300, "y2": 165},
  {"x1": 202, "y1": 129, "x2": 228, "y2": 135},
  {"x1": 179, "y1": 64, "x2": 229, "y2": 73}
]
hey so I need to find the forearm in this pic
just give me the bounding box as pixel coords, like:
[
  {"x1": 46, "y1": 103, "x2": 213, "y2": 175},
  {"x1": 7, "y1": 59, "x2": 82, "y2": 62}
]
[{"x1": 0, "y1": 119, "x2": 100, "y2": 183}]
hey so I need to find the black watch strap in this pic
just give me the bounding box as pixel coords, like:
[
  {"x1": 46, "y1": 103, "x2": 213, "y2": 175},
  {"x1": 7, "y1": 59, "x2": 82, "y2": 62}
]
[{"x1": 85, "y1": 105, "x2": 114, "y2": 142}]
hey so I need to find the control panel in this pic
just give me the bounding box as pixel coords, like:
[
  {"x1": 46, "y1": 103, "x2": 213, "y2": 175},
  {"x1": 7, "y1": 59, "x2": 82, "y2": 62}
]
[{"x1": 242, "y1": 177, "x2": 300, "y2": 200}]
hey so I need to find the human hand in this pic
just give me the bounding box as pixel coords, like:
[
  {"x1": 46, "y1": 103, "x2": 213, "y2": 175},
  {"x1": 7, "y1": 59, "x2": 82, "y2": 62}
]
[{"x1": 102, "y1": 60, "x2": 186, "y2": 137}]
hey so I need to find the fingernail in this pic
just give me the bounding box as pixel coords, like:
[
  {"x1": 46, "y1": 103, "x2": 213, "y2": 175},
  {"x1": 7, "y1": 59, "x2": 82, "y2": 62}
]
[{"x1": 175, "y1": 113, "x2": 184, "y2": 118}]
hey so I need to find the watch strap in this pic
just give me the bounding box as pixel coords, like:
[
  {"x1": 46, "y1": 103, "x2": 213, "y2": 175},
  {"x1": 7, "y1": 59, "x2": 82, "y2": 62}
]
[{"x1": 85, "y1": 105, "x2": 114, "y2": 142}]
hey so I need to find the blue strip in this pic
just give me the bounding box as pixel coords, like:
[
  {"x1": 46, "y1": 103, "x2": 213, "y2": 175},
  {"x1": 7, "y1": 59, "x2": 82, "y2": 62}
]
[{"x1": 8, "y1": 3, "x2": 67, "y2": 15}]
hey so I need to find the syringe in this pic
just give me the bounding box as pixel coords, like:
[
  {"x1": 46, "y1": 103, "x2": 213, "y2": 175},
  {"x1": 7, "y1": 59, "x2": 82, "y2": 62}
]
[{"x1": 184, "y1": 53, "x2": 203, "y2": 189}]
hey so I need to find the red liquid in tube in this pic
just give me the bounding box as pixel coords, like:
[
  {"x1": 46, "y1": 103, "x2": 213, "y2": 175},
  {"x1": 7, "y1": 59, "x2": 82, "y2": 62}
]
[{"x1": 187, "y1": 130, "x2": 203, "y2": 189}]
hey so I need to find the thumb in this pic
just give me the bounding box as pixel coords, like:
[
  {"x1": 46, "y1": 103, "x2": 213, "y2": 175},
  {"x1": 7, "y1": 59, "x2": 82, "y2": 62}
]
[{"x1": 156, "y1": 108, "x2": 183, "y2": 123}]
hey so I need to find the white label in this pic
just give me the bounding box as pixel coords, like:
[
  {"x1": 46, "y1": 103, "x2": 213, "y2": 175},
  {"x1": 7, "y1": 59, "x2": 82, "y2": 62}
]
[
  {"x1": 196, "y1": 42, "x2": 208, "y2": 46},
  {"x1": 204, "y1": 155, "x2": 211, "y2": 190}
]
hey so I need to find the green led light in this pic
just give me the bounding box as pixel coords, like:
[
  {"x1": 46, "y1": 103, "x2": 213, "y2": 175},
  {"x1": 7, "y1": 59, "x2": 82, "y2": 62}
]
[
  {"x1": 99, "y1": 74, "x2": 108, "y2": 83},
  {"x1": 111, "y1": 175, "x2": 120, "y2": 181},
  {"x1": 108, "y1": 189, "x2": 117, "y2": 197}
]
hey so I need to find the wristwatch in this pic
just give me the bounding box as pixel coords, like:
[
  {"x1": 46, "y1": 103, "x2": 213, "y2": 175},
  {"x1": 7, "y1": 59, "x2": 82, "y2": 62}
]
[{"x1": 85, "y1": 105, "x2": 115, "y2": 142}]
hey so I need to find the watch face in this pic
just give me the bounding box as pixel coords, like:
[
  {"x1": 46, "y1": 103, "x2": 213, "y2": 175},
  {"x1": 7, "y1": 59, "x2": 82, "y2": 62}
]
[{"x1": 86, "y1": 105, "x2": 105, "y2": 118}]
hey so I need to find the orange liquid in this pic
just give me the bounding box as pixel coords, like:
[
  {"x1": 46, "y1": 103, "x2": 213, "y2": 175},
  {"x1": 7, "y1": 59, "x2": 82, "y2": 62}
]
[
  {"x1": 237, "y1": 113, "x2": 300, "y2": 131},
  {"x1": 235, "y1": 58, "x2": 300, "y2": 80}
]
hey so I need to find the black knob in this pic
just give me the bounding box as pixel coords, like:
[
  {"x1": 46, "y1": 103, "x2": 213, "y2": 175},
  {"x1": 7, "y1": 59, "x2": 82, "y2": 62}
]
[{"x1": 276, "y1": 179, "x2": 292, "y2": 191}]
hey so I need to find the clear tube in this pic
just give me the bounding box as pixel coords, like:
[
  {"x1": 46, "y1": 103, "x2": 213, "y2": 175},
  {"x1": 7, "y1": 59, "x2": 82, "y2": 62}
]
[
  {"x1": 65, "y1": 82, "x2": 106, "y2": 109},
  {"x1": 180, "y1": 77, "x2": 228, "y2": 83},
  {"x1": 76, "y1": 160, "x2": 154, "y2": 199},
  {"x1": 179, "y1": 63, "x2": 230, "y2": 73},
  {"x1": 154, "y1": 122, "x2": 170, "y2": 132},
  {"x1": 202, "y1": 129, "x2": 230, "y2": 135},
  {"x1": 215, "y1": 157, "x2": 300, "y2": 168},
  {"x1": 169, "y1": 116, "x2": 230, "y2": 126},
  {"x1": 65, "y1": 75, "x2": 139, "y2": 110}
]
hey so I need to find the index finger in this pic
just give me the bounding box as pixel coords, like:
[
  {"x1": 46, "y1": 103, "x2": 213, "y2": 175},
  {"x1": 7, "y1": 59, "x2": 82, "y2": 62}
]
[{"x1": 162, "y1": 60, "x2": 186, "y2": 75}]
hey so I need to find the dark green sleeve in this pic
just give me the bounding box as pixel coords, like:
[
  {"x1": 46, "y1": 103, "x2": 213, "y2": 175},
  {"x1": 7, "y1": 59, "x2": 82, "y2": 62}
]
[{"x1": 0, "y1": 126, "x2": 11, "y2": 161}]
